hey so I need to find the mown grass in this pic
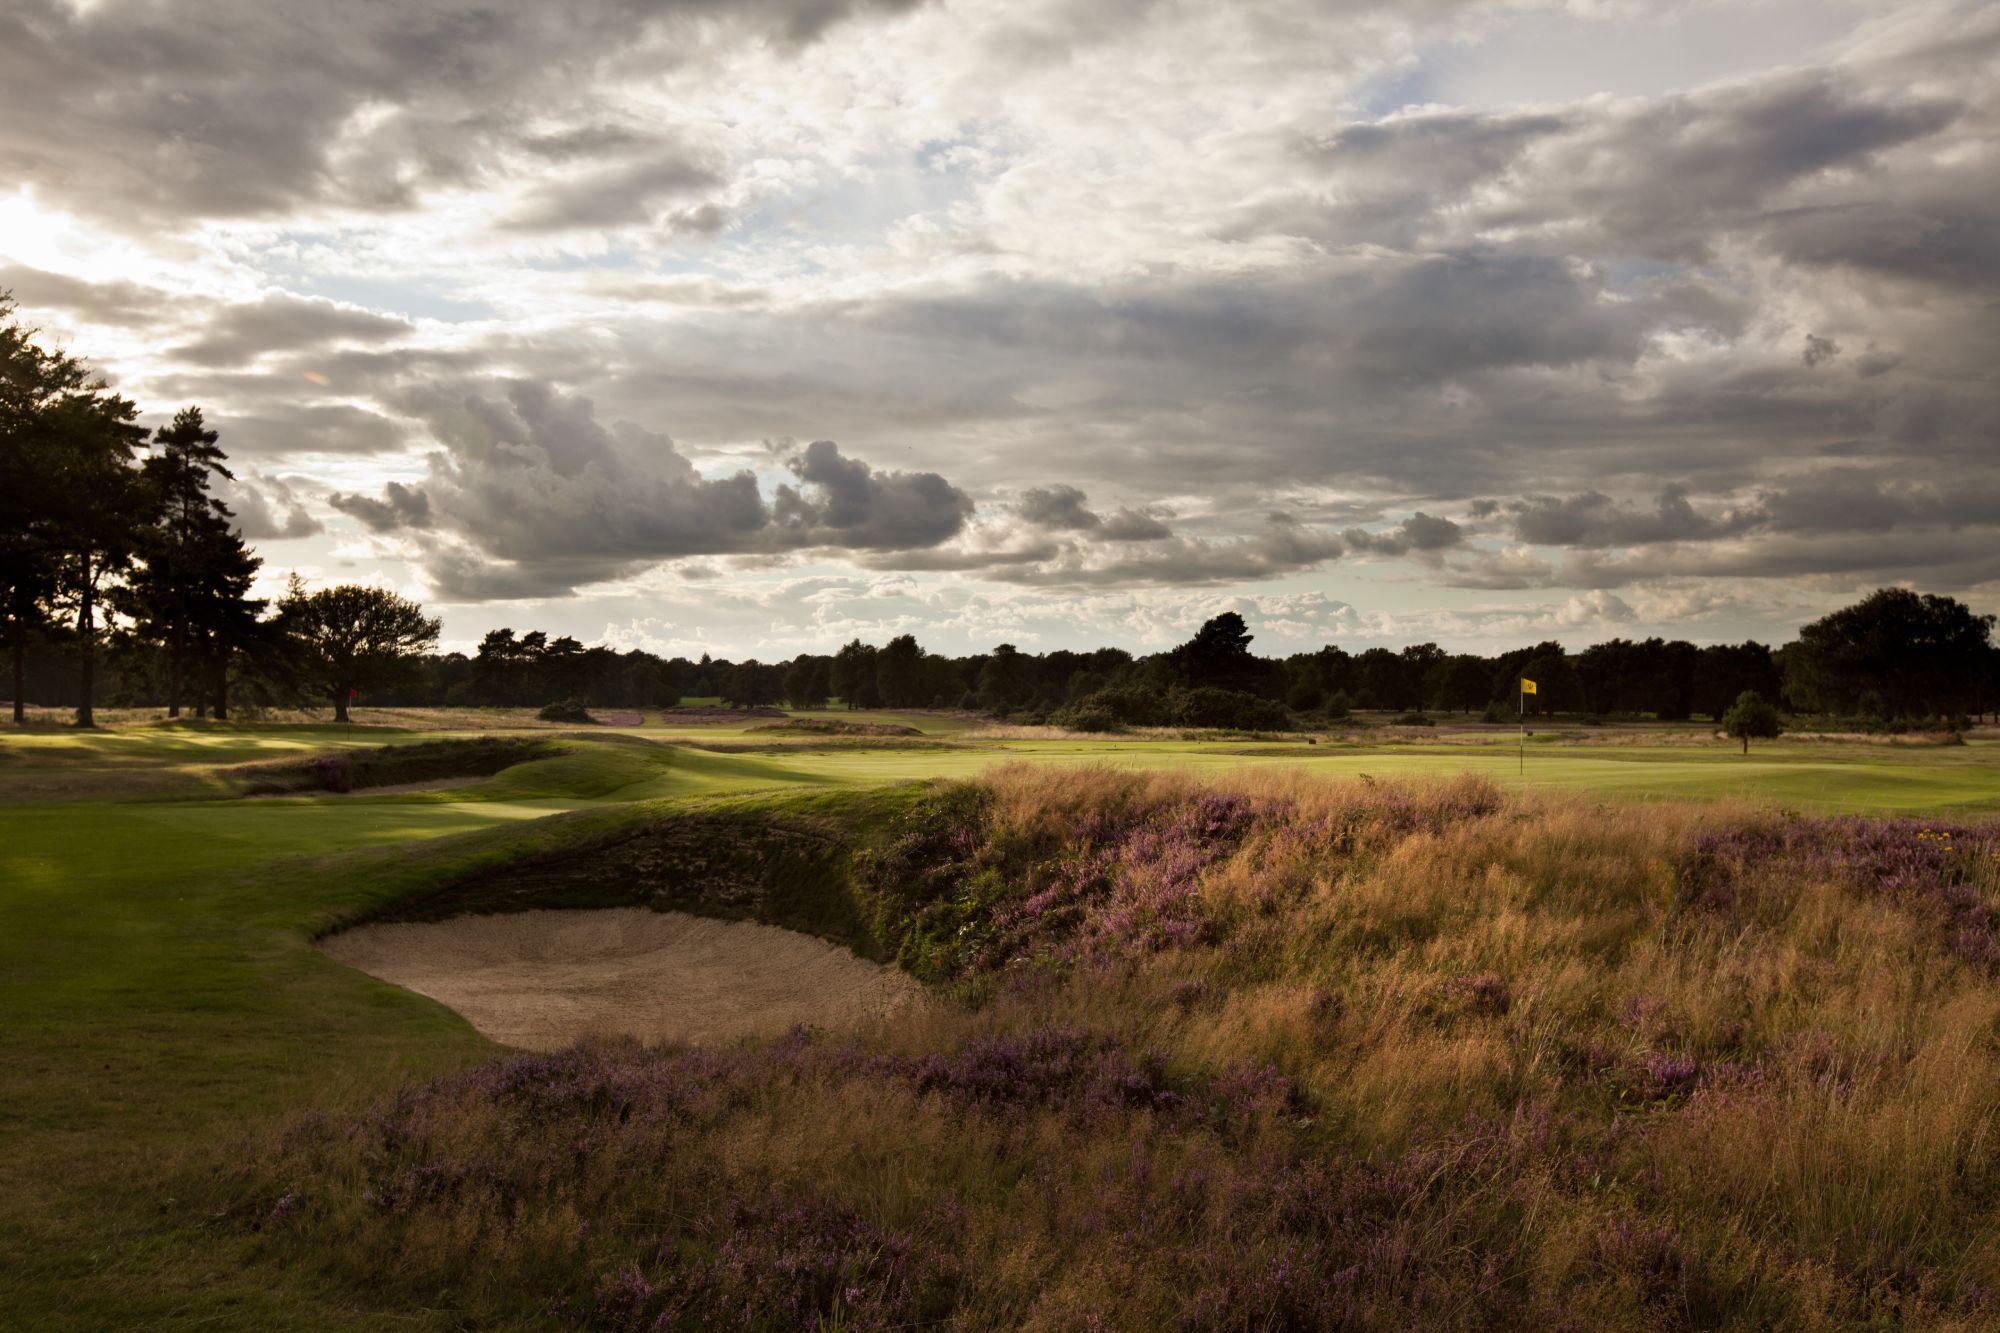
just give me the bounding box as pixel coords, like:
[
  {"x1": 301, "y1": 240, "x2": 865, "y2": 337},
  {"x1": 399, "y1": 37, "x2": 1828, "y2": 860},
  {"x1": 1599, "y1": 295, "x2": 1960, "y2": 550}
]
[{"x1": 2, "y1": 719, "x2": 2000, "y2": 1327}]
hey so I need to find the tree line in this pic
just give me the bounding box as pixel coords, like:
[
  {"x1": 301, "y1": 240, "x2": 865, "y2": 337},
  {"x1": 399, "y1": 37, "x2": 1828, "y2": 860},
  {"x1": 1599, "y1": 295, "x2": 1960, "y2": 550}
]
[
  {"x1": 333, "y1": 592, "x2": 1995, "y2": 733},
  {"x1": 2, "y1": 296, "x2": 438, "y2": 725},
  {"x1": 5, "y1": 295, "x2": 1994, "y2": 729}
]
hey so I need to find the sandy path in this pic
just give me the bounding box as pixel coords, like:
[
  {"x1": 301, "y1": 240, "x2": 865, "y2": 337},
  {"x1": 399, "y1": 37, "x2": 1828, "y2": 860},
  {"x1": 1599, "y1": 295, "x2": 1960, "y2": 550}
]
[{"x1": 320, "y1": 908, "x2": 919, "y2": 1051}]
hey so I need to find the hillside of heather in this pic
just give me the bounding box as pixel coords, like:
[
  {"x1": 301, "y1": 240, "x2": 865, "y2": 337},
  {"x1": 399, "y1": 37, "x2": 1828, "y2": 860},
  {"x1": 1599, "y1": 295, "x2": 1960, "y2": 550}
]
[{"x1": 234, "y1": 766, "x2": 2000, "y2": 1330}]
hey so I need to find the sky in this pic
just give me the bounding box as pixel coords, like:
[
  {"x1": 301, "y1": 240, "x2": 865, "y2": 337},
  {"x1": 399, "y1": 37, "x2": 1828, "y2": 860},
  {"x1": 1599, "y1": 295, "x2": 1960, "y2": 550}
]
[{"x1": 2, "y1": 0, "x2": 1995, "y2": 659}]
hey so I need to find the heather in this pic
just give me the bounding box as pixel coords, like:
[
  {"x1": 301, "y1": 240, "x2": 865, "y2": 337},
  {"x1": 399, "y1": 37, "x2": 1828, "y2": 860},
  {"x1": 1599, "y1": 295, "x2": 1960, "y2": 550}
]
[{"x1": 233, "y1": 767, "x2": 2000, "y2": 1328}]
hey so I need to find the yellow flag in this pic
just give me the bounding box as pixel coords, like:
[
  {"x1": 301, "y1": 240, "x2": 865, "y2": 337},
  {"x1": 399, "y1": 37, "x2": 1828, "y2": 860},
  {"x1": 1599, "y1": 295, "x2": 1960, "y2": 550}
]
[{"x1": 1520, "y1": 678, "x2": 1537, "y2": 695}]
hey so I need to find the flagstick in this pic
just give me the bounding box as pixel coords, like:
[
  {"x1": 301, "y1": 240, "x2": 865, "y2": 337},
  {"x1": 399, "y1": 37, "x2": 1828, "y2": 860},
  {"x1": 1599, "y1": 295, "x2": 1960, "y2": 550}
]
[{"x1": 1518, "y1": 683, "x2": 1524, "y2": 778}]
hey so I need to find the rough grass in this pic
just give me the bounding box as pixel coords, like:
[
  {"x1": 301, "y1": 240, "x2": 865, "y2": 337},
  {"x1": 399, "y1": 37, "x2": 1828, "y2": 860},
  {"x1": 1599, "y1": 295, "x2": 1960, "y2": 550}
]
[
  {"x1": 7, "y1": 721, "x2": 2000, "y2": 1327},
  {"x1": 228, "y1": 766, "x2": 2000, "y2": 1329}
]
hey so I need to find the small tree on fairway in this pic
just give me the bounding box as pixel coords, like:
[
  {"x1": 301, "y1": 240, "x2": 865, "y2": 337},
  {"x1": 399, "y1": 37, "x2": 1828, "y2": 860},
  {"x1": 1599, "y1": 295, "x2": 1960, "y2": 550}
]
[
  {"x1": 277, "y1": 577, "x2": 440, "y2": 722},
  {"x1": 1722, "y1": 689, "x2": 1782, "y2": 754}
]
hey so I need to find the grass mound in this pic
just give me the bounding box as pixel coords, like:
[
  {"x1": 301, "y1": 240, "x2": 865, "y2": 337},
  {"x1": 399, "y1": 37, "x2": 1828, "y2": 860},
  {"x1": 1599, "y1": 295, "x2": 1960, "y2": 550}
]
[
  {"x1": 233, "y1": 737, "x2": 562, "y2": 795},
  {"x1": 234, "y1": 767, "x2": 2000, "y2": 1327},
  {"x1": 343, "y1": 787, "x2": 906, "y2": 954}
]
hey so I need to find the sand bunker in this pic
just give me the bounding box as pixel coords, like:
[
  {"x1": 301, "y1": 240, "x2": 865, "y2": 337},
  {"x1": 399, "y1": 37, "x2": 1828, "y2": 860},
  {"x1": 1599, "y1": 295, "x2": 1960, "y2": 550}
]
[{"x1": 321, "y1": 908, "x2": 918, "y2": 1051}]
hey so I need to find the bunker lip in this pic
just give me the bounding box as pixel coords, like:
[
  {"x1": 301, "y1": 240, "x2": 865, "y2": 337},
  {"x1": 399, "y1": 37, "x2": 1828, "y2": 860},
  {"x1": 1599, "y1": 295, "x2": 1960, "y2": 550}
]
[{"x1": 318, "y1": 907, "x2": 919, "y2": 1051}]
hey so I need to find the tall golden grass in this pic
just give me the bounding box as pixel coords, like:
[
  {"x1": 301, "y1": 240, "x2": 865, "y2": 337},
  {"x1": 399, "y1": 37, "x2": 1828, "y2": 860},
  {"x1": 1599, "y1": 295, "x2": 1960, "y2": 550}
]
[{"x1": 235, "y1": 766, "x2": 2000, "y2": 1328}]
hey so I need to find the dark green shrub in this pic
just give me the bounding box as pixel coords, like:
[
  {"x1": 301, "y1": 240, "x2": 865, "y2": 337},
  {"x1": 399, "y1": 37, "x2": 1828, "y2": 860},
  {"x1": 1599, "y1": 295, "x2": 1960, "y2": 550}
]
[
  {"x1": 1052, "y1": 703, "x2": 1122, "y2": 733},
  {"x1": 1166, "y1": 687, "x2": 1290, "y2": 730},
  {"x1": 536, "y1": 698, "x2": 596, "y2": 724}
]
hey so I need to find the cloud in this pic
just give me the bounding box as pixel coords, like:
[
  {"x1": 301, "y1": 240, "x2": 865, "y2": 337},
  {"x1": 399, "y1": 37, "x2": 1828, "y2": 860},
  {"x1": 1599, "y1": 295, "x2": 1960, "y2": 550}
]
[
  {"x1": 1017, "y1": 484, "x2": 1172, "y2": 540},
  {"x1": 0, "y1": 0, "x2": 932, "y2": 228},
  {"x1": 1802, "y1": 333, "x2": 1841, "y2": 368},
  {"x1": 500, "y1": 149, "x2": 727, "y2": 232},
  {"x1": 216, "y1": 403, "x2": 411, "y2": 458},
  {"x1": 1507, "y1": 488, "x2": 1763, "y2": 549},
  {"x1": 0, "y1": 264, "x2": 171, "y2": 327},
  {"x1": 1016, "y1": 484, "x2": 1098, "y2": 531},
  {"x1": 4, "y1": 0, "x2": 1997, "y2": 648},
  {"x1": 330, "y1": 480, "x2": 433, "y2": 532},
  {"x1": 168, "y1": 293, "x2": 413, "y2": 368},
  {"x1": 771, "y1": 438, "x2": 974, "y2": 550},
  {"x1": 217, "y1": 472, "x2": 323, "y2": 541},
  {"x1": 1341, "y1": 511, "x2": 1465, "y2": 557},
  {"x1": 355, "y1": 379, "x2": 974, "y2": 597},
  {"x1": 976, "y1": 513, "x2": 1343, "y2": 588}
]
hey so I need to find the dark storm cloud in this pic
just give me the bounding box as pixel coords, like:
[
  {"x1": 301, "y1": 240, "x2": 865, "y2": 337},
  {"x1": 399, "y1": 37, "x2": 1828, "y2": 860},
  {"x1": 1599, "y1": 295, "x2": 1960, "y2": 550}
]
[
  {"x1": 772, "y1": 439, "x2": 975, "y2": 550},
  {"x1": 1016, "y1": 485, "x2": 1171, "y2": 540},
  {"x1": 350, "y1": 379, "x2": 974, "y2": 597},
  {"x1": 1754, "y1": 470, "x2": 2000, "y2": 537},
  {"x1": 500, "y1": 150, "x2": 727, "y2": 232},
  {"x1": 329, "y1": 480, "x2": 433, "y2": 532},
  {"x1": 1555, "y1": 530, "x2": 2000, "y2": 593},
  {"x1": 1525, "y1": 71, "x2": 1961, "y2": 260},
  {"x1": 1341, "y1": 512, "x2": 1464, "y2": 557},
  {"x1": 1763, "y1": 198, "x2": 2000, "y2": 290},
  {"x1": 1508, "y1": 488, "x2": 1761, "y2": 549},
  {"x1": 0, "y1": 264, "x2": 171, "y2": 327},
  {"x1": 1243, "y1": 109, "x2": 1569, "y2": 249},
  {"x1": 979, "y1": 515, "x2": 1343, "y2": 589},
  {"x1": 0, "y1": 0, "x2": 928, "y2": 227},
  {"x1": 858, "y1": 252, "x2": 1738, "y2": 391},
  {"x1": 168, "y1": 294, "x2": 414, "y2": 367},
  {"x1": 1017, "y1": 484, "x2": 1099, "y2": 530}
]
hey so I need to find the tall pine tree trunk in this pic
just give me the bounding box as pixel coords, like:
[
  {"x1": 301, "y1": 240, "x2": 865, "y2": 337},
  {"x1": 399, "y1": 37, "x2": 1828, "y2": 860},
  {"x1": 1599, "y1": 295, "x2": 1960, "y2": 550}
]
[
  {"x1": 212, "y1": 655, "x2": 229, "y2": 721},
  {"x1": 168, "y1": 620, "x2": 184, "y2": 719},
  {"x1": 10, "y1": 623, "x2": 23, "y2": 724},
  {"x1": 75, "y1": 551, "x2": 95, "y2": 728},
  {"x1": 333, "y1": 686, "x2": 350, "y2": 723}
]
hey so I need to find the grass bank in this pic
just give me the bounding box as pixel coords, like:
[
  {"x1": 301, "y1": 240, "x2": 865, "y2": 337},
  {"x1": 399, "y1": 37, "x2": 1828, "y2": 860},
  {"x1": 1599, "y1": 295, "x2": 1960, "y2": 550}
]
[{"x1": 229, "y1": 767, "x2": 2000, "y2": 1328}]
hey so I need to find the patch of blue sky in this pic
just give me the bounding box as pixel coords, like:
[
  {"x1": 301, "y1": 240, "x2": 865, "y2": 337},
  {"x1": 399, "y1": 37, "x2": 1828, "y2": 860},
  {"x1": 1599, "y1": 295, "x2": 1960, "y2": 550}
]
[{"x1": 1351, "y1": 60, "x2": 1439, "y2": 120}]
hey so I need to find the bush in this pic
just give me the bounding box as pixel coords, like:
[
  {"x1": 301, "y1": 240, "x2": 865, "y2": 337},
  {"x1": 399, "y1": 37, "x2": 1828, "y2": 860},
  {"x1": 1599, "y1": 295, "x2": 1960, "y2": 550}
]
[
  {"x1": 1086, "y1": 686, "x2": 1171, "y2": 727},
  {"x1": 536, "y1": 698, "x2": 596, "y2": 724},
  {"x1": 1323, "y1": 690, "x2": 1352, "y2": 721},
  {"x1": 1166, "y1": 687, "x2": 1291, "y2": 731},
  {"x1": 1050, "y1": 703, "x2": 1122, "y2": 733},
  {"x1": 1390, "y1": 711, "x2": 1433, "y2": 726}
]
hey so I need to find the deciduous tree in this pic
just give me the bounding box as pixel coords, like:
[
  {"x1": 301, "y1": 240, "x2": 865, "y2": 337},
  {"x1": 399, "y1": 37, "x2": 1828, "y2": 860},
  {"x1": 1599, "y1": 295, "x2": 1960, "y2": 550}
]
[{"x1": 277, "y1": 578, "x2": 440, "y2": 722}]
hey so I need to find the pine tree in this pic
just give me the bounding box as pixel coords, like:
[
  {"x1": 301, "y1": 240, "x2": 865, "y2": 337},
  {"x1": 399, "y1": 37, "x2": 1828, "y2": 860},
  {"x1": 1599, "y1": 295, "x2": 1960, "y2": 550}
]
[
  {"x1": 44, "y1": 384, "x2": 149, "y2": 727},
  {"x1": 0, "y1": 296, "x2": 95, "y2": 721},
  {"x1": 121, "y1": 407, "x2": 245, "y2": 717}
]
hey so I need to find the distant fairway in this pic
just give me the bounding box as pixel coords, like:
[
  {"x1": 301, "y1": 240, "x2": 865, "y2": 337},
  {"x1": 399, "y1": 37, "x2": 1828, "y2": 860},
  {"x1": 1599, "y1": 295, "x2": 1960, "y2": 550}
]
[{"x1": 3, "y1": 710, "x2": 1999, "y2": 1326}]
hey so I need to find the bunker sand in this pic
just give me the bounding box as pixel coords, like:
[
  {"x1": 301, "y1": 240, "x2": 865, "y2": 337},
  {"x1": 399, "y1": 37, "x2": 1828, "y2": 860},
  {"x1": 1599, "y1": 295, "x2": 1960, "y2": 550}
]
[{"x1": 320, "y1": 908, "x2": 919, "y2": 1050}]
